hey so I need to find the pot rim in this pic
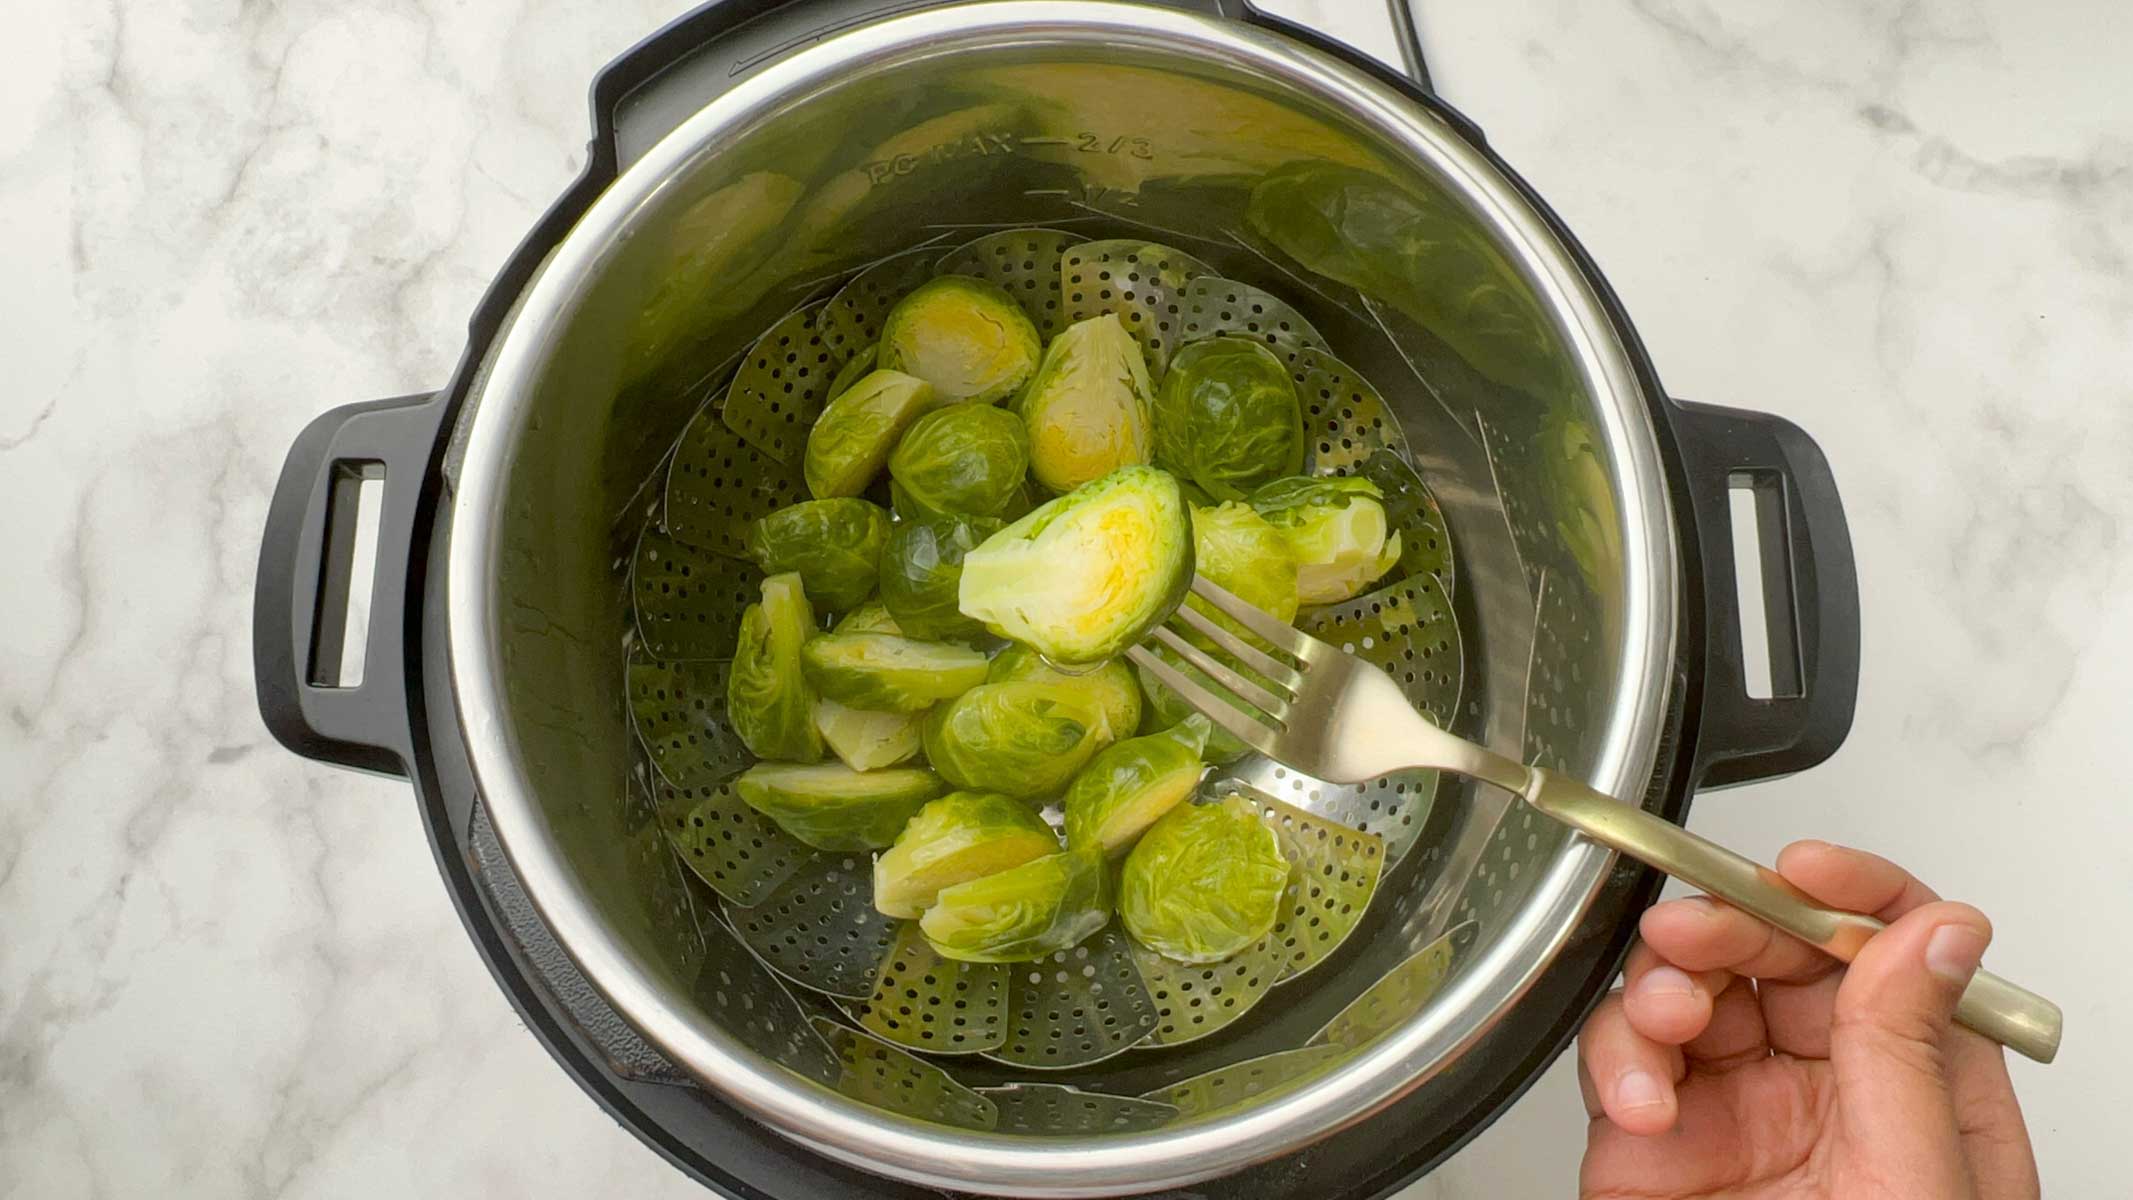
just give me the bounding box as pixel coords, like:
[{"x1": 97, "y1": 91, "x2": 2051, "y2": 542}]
[{"x1": 446, "y1": 4, "x2": 1680, "y2": 1194}]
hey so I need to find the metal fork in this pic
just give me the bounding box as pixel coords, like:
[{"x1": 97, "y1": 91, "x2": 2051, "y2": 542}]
[{"x1": 1126, "y1": 576, "x2": 2063, "y2": 1064}]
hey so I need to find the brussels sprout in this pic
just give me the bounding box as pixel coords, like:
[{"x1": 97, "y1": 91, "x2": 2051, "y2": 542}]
[
  {"x1": 835, "y1": 601, "x2": 903, "y2": 636},
  {"x1": 804, "y1": 369, "x2": 934, "y2": 499},
  {"x1": 800, "y1": 632, "x2": 990, "y2": 714},
  {"x1": 825, "y1": 345, "x2": 879, "y2": 403},
  {"x1": 1247, "y1": 476, "x2": 1401, "y2": 605},
  {"x1": 957, "y1": 465, "x2": 1194, "y2": 666},
  {"x1": 1018, "y1": 313, "x2": 1156, "y2": 493},
  {"x1": 1540, "y1": 408, "x2": 1621, "y2": 597},
  {"x1": 746, "y1": 498, "x2": 892, "y2": 613},
  {"x1": 1063, "y1": 715, "x2": 1210, "y2": 856},
  {"x1": 815, "y1": 698, "x2": 925, "y2": 772},
  {"x1": 1120, "y1": 795, "x2": 1290, "y2": 964},
  {"x1": 874, "y1": 791, "x2": 1062, "y2": 918},
  {"x1": 986, "y1": 645, "x2": 1141, "y2": 746},
  {"x1": 922, "y1": 681, "x2": 1106, "y2": 800},
  {"x1": 1186, "y1": 502, "x2": 1299, "y2": 645},
  {"x1": 888, "y1": 404, "x2": 1032, "y2": 519},
  {"x1": 919, "y1": 849, "x2": 1111, "y2": 963},
  {"x1": 727, "y1": 573, "x2": 824, "y2": 762},
  {"x1": 1134, "y1": 647, "x2": 1254, "y2": 766},
  {"x1": 734, "y1": 762, "x2": 945, "y2": 851},
  {"x1": 890, "y1": 476, "x2": 1032, "y2": 525},
  {"x1": 879, "y1": 275, "x2": 1043, "y2": 405},
  {"x1": 1154, "y1": 338, "x2": 1304, "y2": 501},
  {"x1": 879, "y1": 511, "x2": 1002, "y2": 642}
]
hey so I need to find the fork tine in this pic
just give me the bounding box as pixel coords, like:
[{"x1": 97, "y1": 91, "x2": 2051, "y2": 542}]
[
  {"x1": 1125, "y1": 645, "x2": 1283, "y2": 759},
  {"x1": 1188, "y1": 575, "x2": 1311, "y2": 658},
  {"x1": 1148, "y1": 626, "x2": 1290, "y2": 717},
  {"x1": 1170, "y1": 603, "x2": 1303, "y2": 691}
]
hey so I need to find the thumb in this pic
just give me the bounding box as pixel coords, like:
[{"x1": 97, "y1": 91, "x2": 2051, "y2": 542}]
[{"x1": 1829, "y1": 900, "x2": 1992, "y2": 1195}]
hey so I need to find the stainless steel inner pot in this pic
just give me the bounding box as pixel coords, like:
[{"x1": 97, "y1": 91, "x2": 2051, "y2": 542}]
[{"x1": 445, "y1": 3, "x2": 1678, "y2": 1194}]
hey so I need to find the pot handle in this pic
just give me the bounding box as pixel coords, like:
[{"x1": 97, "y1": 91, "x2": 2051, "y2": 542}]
[
  {"x1": 253, "y1": 392, "x2": 446, "y2": 778},
  {"x1": 1669, "y1": 400, "x2": 1861, "y2": 788}
]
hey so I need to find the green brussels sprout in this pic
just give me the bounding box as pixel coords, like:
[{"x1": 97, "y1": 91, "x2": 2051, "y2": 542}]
[
  {"x1": 890, "y1": 476, "x2": 1032, "y2": 525},
  {"x1": 1540, "y1": 408, "x2": 1621, "y2": 598},
  {"x1": 874, "y1": 791, "x2": 1062, "y2": 918},
  {"x1": 800, "y1": 632, "x2": 990, "y2": 714},
  {"x1": 888, "y1": 404, "x2": 1032, "y2": 519},
  {"x1": 834, "y1": 600, "x2": 903, "y2": 636},
  {"x1": 1120, "y1": 795, "x2": 1290, "y2": 964},
  {"x1": 825, "y1": 345, "x2": 879, "y2": 403},
  {"x1": 814, "y1": 698, "x2": 925, "y2": 771},
  {"x1": 986, "y1": 645, "x2": 1141, "y2": 746},
  {"x1": 1134, "y1": 647, "x2": 1254, "y2": 766},
  {"x1": 879, "y1": 511, "x2": 1002, "y2": 642},
  {"x1": 919, "y1": 849, "x2": 1111, "y2": 963},
  {"x1": 1186, "y1": 501, "x2": 1299, "y2": 645},
  {"x1": 804, "y1": 369, "x2": 934, "y2": 499},
  {"x1": 878, "y1": 275, "x2": 1043, "y2": 405},
  {"x1": 1018, "y1": 313, "x2": 1156, "y2": 493},
  {"x1": 922, "y1": 681, "x2": 1106, "y2": 800},
  {"x1": 746, "y1": 498, "x2": 892, "y2": 613},
  {"x1": 734, "y1": 762, "x2": 945, "y2": 851},
  {"x1": 1063, "y1": 715, "x2": 1210, "y2": 856},
  {"x1": 1247, "y1": 476, "x2": 1401, "y2": 605},
  {"x1": 957, "y1": 465, "x2": 1194, "y2": 666},
  {"x1": 727, "y1": 573, "x2": 824, "y2": 762},
  {"x1": 1153, "y1": 337, "x2": 1305, "y2": 501}
]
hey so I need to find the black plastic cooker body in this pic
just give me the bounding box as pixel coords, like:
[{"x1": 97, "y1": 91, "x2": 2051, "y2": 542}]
[{"x1": 253, "y1": 2, "x2": 1861, "y2": 1196}]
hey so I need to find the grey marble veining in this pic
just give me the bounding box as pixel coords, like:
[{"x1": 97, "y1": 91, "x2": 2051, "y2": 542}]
[{"x1": 2, "y1": 1, "x2": 2128, "y2": 1197}]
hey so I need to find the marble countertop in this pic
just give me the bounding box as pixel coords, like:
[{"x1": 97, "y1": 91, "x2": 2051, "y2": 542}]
[{"x1": 5, "y1": 0, "x2": 2128, "y2": 1195}]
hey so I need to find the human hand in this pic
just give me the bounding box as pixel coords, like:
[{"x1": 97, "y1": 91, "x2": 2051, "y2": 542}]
[{"x1": 1576, "y1": 841, "x2": 2037, "y2": 1199}]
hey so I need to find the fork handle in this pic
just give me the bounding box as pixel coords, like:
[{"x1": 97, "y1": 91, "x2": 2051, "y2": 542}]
[{"x1": 1521, "y1": 768, "x2": 2062, "y2": 1064}]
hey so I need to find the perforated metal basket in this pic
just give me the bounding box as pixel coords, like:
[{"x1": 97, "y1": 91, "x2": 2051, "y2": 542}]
[{"x1": 254, "y1": 3, "x2": 1858, "y2": 1197}]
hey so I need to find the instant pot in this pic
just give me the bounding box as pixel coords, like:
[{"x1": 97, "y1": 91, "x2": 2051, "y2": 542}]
[{"x1": 254, "y1": 2, "x2": 1860, "y2": 1196}]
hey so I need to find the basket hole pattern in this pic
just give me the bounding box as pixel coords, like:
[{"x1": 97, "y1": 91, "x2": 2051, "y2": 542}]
[
  {"x1": 733, "y1": 857, "x2": 901, "y2": 999},
  {"x1": 855, "y1": 923, "x2": 1008, "y2": 1054},
  {"x1": 628, "y1": 655, "x2": 750, "y2": 790},
  {"x1": 721, "y1": 303, "x2": 836, "y2": 464},
  {"x1": 694, "y1": 924, "x2": 841, "y2": 1085},
  {"x1": 1131, "y1": 930, "x2": 1283, "y2": 1047},
  {"x1": 1296, "y1": 349, "x2": 1409, "y2": 476},
  {"x1": 986, "y1": 924, "x2": 1157, "y2": 1069},
  {"x1": 666, "y1": 406, "x2": 808, "y2": 558},
  {"x1": 814, "y1": 1019, "x2": 998, "y2": 1130},
  {"x1": 1238, "y1": 762, "x2": 1436, "y2": 871},
  {"x1": 1475, "y1": 409, "x2": 1552, "y2": 599},
  {"x1": 934, "y1": 228, "x2": 1087, "y2": 339},
  {"x1": 976, "y1": 1084, "x2": 1179, "y2": 1135},
  {"x1": 1139, "y1": 1044, "x2": 1346, "y2": 1119},
  {"x1": 1297, "y1": 572, "x2": 1463, "y2": 726},
  {"x1": 631, "y1": 528, "x2": 763, "y2": 661},
  {"x1": 821, "y1": 249, "x2": 938, "y2": 358},
  {"x1": 657, "y1": 774, "x2": 813, "y2": 908},
  {"x1": 1176, "y1": 276, "x2": 1329, "y2": 371},
  {"x1": 1359, "y1": 448, "x2": 1456, "y2": 595},
  {"x1": 1060, "y1": 241, "x2": 1212, "y2": 376}
]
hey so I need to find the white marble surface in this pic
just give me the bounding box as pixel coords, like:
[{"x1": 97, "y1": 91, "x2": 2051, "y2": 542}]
[{"x1": 3, "y1": 0, "x2": 2128, "y2": 1196}]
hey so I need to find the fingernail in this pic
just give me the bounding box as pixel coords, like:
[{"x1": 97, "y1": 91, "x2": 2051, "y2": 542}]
[
  {"x1": 1615, "y1": 1069, "x2": 1668, "y2": 1112},
  {"x1": 1925, "y1": 923, "x2": 1988, "y2": 984},
  {"x1": 1636, "y1": 965, "x2": 1698, "y2": 1003}
]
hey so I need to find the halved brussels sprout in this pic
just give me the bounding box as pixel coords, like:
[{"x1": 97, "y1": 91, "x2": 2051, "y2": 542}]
[
  {"x1": 919, "y1": 849, "x2": 1111, "y2": 963},
  {"x1": 1120, "y1": 795, "x2": 1289, "y2": 964},
  {"x1": 1247, "y1": 476, "x2": 1401, "y2": 605},
  {"x1": 815, "y1": 698, "x2": 925, "y2": 772},
  {"x1": 1018, "y1": 313, "x2": 1155, "y2": 493},
  {"x1": 922, "y1": 681, "x2": 1106, "y2": 800},
  {"x1": 957, "y1": 465, "x2": 1194, "y2": 666},
  {"x1": 878, "y1": 275, "x2": 1043, "y2": 405},
  {"x1": 1063, "y1": 715, "x2": 1211, "y2": 856},
  {"x1": 1186, "y1": 501, "x2": 1299, "y2": 643},
  {"x1": 879, "y1": 511, "x2": 1002, "y2": 642},
  {"x1": 804, "y1": 369, "x2": 934, "y2": 499},
  {"x1": 746, "y1": 498, "x2": 892, "y2": 612},
  {"x1": 874, "y1": 791, "x2": 1062, "y2": 919},
  {"x1": 734, "y1": 762, "x2": 945, "y2": 851},
  {"x1": 800, "y1": 632, "x2": 990, "y2": 714},
  {"x1": 1154, "y1": 337, "x2": 1304, "y2": 501},
  {"x1": 888, "y1": 403, "x2": 1032, "y2": 519},
  {"x1": 727, "y1": 573, "x2": 824, "y2": 762},
  {"x1": 835, "y1": 600, "x2": 903, "y2": 636},
  {"x1": 1135, "y1": 647, "x2": 1253, "y2": 766},
  {"x1": 986, "y1": 645, "x2": 1141, "y2": 746},
  {"x1": 825, "y1": 345, "x2": 879, "y2": 403}
]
